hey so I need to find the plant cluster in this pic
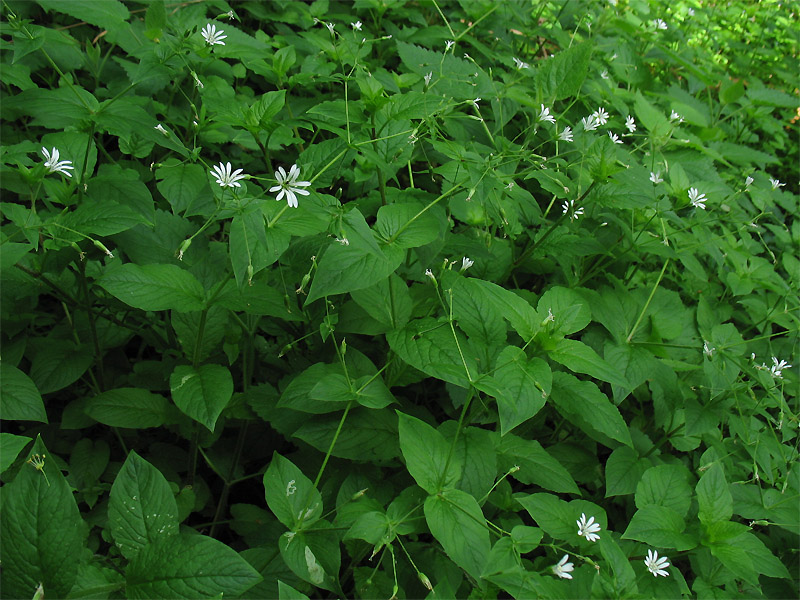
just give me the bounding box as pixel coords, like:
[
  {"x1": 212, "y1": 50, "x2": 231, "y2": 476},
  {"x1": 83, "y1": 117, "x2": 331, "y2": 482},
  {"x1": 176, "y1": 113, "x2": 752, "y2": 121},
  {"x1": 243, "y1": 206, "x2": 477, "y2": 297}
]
[{"x1": 1, "y1": 1, "x2": 798, "y2": 599}]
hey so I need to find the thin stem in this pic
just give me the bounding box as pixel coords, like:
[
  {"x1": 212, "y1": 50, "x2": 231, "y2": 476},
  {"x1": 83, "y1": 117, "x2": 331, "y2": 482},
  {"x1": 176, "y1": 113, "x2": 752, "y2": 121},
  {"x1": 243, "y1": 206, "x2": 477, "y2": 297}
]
[{"x1": 626, "y1": 258, "x2": 670, "y2": 343}]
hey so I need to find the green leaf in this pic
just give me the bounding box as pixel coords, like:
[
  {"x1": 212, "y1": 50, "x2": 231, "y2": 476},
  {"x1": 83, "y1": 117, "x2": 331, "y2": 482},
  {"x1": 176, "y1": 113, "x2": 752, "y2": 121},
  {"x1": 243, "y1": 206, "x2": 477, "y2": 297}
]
[
  {"x1": 635, "y1": 464, "x2": 693, "y2": 517},
  {"x1": 108, "y1": 450, "x2": 179, "y2": 560},
  {"x1": 398, "y1": 411, "x2": 460, "y2": 494},
  {"x1": 697, "y1": 462, "x2": 733, "y2": 525},
  {"x1": 534, "y1": 41, "x2": 591, "y2": 100},
  {"x1": 551, "y1": 372, "x2": 633, "y2": 448},
  {"x1": 350, "y1": 274, "x2": 412, "y2": 329},
  {"x1": 492, "y1": 346, "x2": 551, "y2": 435},
  {"x1": 100, "y1": 263, "x2": 206, "y2": 312},
  {"x1": 156, "y1": 162, "x2": 214, "y2": 216},
  {"x1": 549, "y1": 338, "x2": 631, "y2": 391},
  {"x1": 38, "y1": 0, "x2": 129, "y2": 30},
  {"x1": 0, "y1": 363, "x2": 47, "y2": 422},
  {"x1": 169, "y1": 364, "x2": 233, "y2": 432},
  {"x1": 498, "y1": 434, "x2": 579, "y2": 494},
  {"x1": 537, "y1": 286, "x2": 592, "y2": 336},
  {"x1": 278, "y1": 580, "x2": 311, "y2": 600},
  {"x1": 374, "y1": 202, "x2": 441, "y2": 249},
  {"x1": 126, "y1": 532, "x2": 262, "y2": 599},
  {"x1": 597, "y1": 535, "x2": 638, "y2": 597},
  {"x1": 424, "y1": 488, "x2": 490, "y2": 581},
  {"x1": 84, "y1": 388, "x2": 172, "y2": 428},
  {"x1": 68, "y1": 562, "x2": 125, "y2": 599},
  {"x1": 263, "y1": 452, "x2": 323, "y2": 530},
  {"x1": 230, "y1": 208, "x2": 269, "y2": 287},
  {"x1": 248, "y1": 90, "x2": 286, "y2": 128},
  {"x1": 605, "y1": 446, "x2": 649, "y2": 497},
  {"x1": 0, "y1": 433, "x2": 32, "y2": 474},
  {"x1": 622, "y1": 505, "x2": 698, "y2": 550},
  {"x1": 387, "y1": 317, "x2": 477, "y2": 388},
  {"x1": 467, "y1": 279, "x2": 541, "y2": 341},
  {"x1": 29, "y1": 340, "x2": 94, "y2": 395},
  {"x1": 278, "y1": 525, "x2": 340, "y2": 592},
  {"x1": 517, "y1": 493, "x2": 607, "y2": 545},
  {"x1": 59, "y1": 198, "x2": 150, "y2": 237},
  {"x1": 293, "y1": 407, "x2": 399, "y2": 461},
  {"x1": 0, "y1": 437, "x2": 87, "y2": 599},
  {"x1": 451, "y1": 276, "x2": 507, "y2": 360}
]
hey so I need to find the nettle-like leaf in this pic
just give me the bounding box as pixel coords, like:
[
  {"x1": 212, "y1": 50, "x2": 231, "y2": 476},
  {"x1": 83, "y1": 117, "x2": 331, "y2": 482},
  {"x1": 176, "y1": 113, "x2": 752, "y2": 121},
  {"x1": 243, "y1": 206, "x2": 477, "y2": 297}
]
[
  {"x1": 0, "y1": 363, "x2": 47, "y2": 422},
  {"x1": 169, "y1": 364, "x2": 234, "y2": 432},
  {"x1": 263, "y1": 452, "x2": 323, "y2": 530},
  {"x1": 397, "y1": 411, "x2": 460, "y2": 494},
  {"x1": 100, "y1": 263, "x2": 206, "y2": 312}
]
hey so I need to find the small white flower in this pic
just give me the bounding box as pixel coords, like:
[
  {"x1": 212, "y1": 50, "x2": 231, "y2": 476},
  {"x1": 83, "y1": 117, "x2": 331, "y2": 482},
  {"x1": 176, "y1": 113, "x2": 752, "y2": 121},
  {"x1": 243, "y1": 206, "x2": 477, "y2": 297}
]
[
  {"x1": 538, "y1": 104, "x2": 556, "y2": 124},
  {"x1": 644, "y1": 549, "x2": 670, "y2": 577},
  {"x1": 669, "y1": 110, "x2": 684, "y2": 123},
  {"x1": 210, "y1": 162, "x2": 247, "y2": 188},
  {"x1": 608, "y1": 131, "x2": 623, "y2": 144},
  {"x1": 592, "y1": 107, "x2": 609, "y2": 125},
  {"x1": 445, "y1": 40, "x2": 455, "y2": 51},
  {"x1": 581, "y1": 115, "x2": 600, "y2": 131},
  {"x1": 154, "y1": 124, "x2": 169, "y2": 136},
  {"x1": 558, "y1": 126, "x2": 574, "y2": 142},
  {"x1": 653, "y1": 18, "x2": 668, "y2": 30},
  {"x1": 770, "y1": 357, "x2": 791, "y2": 379},
  {"x1": 562, "y1": 199, "x2": 585, "y2": 222},
  {"x1": 41, "y1": 147, "x2": 74, "y2": 178},
  {"x1": 600, "y1": 69, "x2": 609, "y2": 80},
  {"x1": 471, "y1": 97, "x2": 481, "y2": 109},
  {"x1": 769, "y1": 177, "x2": 785, "y2": 190},
  {"x1": 687, "y1": 8, "x2": 695, "y2": 16},
  {"x1": 270, "y1": 164, "x2": 311, "y2": 208},
  {"x1": 625, "y1": 115, "x2": 636, "y2": 133},
  {"x1": 351, "y1": 21, "x2": 362, "y2": 31},
  {"x1": 650, "y1": 171, "x2": 664, "y2": 184},
  {"x1": 201, "y1": 23, "x2": 227, "y2": 46},
  {"x1": 745, "y1": 175, "x2": 754, "y2": 189},
  {"x1": 460, "y1": 257, "x2": 474, "y2": 271},
  {"x1": 223, "y1": 10, "x2": 236, "y2": 20},
  {"x1": 424, "y1": 71, "x2": 433, "y2": 86},
  {"x1": 512, "y1": 57, "x2": 529, "y2": 69},
  {"x1": 703, "y1": 341, "x2": 715, "y2": 357},
  {"x1": 335, "y1": 237, "x2": 350, "y2": 246},
  {"x1": 425, "y1": 268, "x2": 435, "y2": 280},
  {"x1": 552, "y1": 555, "x2": 574, "y2": 579},
  {"x1": 576, "y1": 513, "x2": 601, "y2": 542},
  {"x1": 543, "y1": 308, "x2": 555, "y2": 324},
  {"x1": 325, "y1": 22, "x2": 335, "y2": 34},
  {"x1": 688, "y1": 187, "x2": 707, "y2": 210}
]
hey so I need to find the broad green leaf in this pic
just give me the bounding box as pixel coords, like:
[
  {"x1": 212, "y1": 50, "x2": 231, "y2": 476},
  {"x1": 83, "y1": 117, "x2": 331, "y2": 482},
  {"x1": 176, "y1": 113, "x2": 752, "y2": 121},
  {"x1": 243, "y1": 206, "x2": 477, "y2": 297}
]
[
  {"x1": 230, "y1": 208, "x2": 269, "y2": 287},
  {"x1": 4, "y1": 86, "x2": 98, "y2": 129},
  {"x1": 278, "y1": 580, "x2": 311, "y2": 600},
  {"x1": 278, "y1": 525, "x2": 340, "y2": 592},
  {"x1": 351, "y1": 274, "x2": 412, "y2": 329},
  {"x1": 343, "y1": 511, "x2": 393, "y2": 547},
  {"x1": 398, "y1": 411, "x2": 460, "y2": 494},
  {"x1": 733, "y1": 531, "x2": 792, "y2": 580},
  {"x1": 597, "y1": 535, "x2": 638, "y2": 597},
  {"x1": 0, "y1": 433, "x2": 32, "y2": 474},
  {"x1": 537, "y1": 286, "x2": 592, "y2": 336},
  {"x1": 156, "y1": 162, "x2": 214, "y2": 216},
  {"x1": 516, "y1": 493, "x2": 576, "y2": 541},
  {"x1": 485, "y1": 567, "x2": 565, "y2": 599},
  {"x1": 467, "y1": 279, "x2": 541, "y2": 341},
  {"x1": 37, "y1": 0, "x2": 129, "y2": 30},
  {"x1": 293, "y1": 407, "x2": 399, "y2": 461},
  {"x1": 635, "y1": 464, "x2": 693, "y2": 517},
  {"x1": 510, "y1": 525, "x2": 543, "y2": 553},
  {"x1": 451, "y1": 276, "x2": 506, "y2": 361},
  {"x1": 374, "y1": 202, "x2": 441, "y2": 249},
  {"x1": 482, "y1": 537, "x2": 519, "y2": 576},
  {"x1": 439, "y1": 423, "x2": 494, "y2": 500},
  {"x1": 622, "y1": 505, "x2": 698, "y2": 550},
  {"x1": 0, "y1": 437, "x2": 87, "y2": 599},
  {"x1": 605, "y1": 446, "x2": 649, "y2": 497},
  {"x1": 68, "y1": 562, "x2": 125, "y2": 599},
  {"x1": 534, "y1": 41, "x2": 591, "y2": 100},
  {"x1": 0, "y1": 363, "x2": 47, "y2": 422},
  {"x1": 108, "y1": 450, "x2": 179, "y2": 560},
  {"x1": 29, "y1": 341, "x2": 94, "y2": 395},
  {"x1": 59, "y1": 198, "x2": 149, "y2": 237},
  {"x1": 100, "y1": 263, "x2": 206, "y2": 312},
  {"x1": 263, "y1": 452, "x2": 323, "y2": 530},
  {"x1": 424, "y1": 488, "x2": 490, "y2": 581},
  {"x1": 387, "y1": 317, "x2": 477, "y2": 388},
  {"x1": 697, "y1": 462, "x2": 733, "y2": 525},
  {"x1": 551, "y1": 372, "x2": 633, "y2": 448},
  {"x1": 172, "y1": 305, "x2": 228, "y2": 362},
  {"x1": 126, "y1": 532, "x2": 262, "y2": 599},
  {"x1": 353, "y1": 375, "x2": 395, "y2": 409},
  {"x1": 277, "y1": 363, "x2": 345, "y2": 414},
  {"x1": 169, "y1": 364, "x2": 233, "y2": 432},
  {"x1": 492, "y1": 346, "x2": 551, "y2": 435},
  {"x1": 707, "y1": 539, "x2": 758, "y2": 586},
  {"x1": 498, "y1": 434, "x2": 579, "y2": 494},
  {"x1": 550, "y1": 338, "x2": 631, "y2": 391},
  {"x1": 248, "y1": 90, "x2": 286, "y2": 128},
  {"x1": 84, "y1": 388, "x2": 172, "y2": 428}
]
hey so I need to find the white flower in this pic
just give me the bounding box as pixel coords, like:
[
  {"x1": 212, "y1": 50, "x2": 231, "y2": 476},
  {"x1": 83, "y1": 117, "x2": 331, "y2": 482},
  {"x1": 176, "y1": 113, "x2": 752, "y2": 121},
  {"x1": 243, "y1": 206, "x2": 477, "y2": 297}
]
[
  {"x1": 201, "y1": 23, "x2": 227, "y2": 46},
  {"x1": 558, "y1": 126, "x2": 574, "y2": 142},
  {"x1": 424, "y1": 71, "x2": 433, "y2": 86},
  {"x1": 581, "y1": 115, "x2": 600, "y2": 131},
  {"x1": 688, "y1": 187, "x2": 707, "y2": 210},
  {"x1": 471, "y1": 98, "x2": 481, "y2": 109},
  {"x1": 770, "y1": 357, "x2": 791, "y2": 379},
  {"x1": 687, "y1": 8, "x2": 695, "y2": 16},
  {"x1": 608, "y1": 131, "x2": 623, "y2": 144},
  {"x1": 600, "y1": 69, "x2": 609, "y2": 80},
  {"x1": 552, "y1": 555, "x2": 574, "y2": 579},
  {"x1": 576, "y1": 513, "x2": 601, "y2": 542},
  {"x1": 351, "y1": 21, "x2": 362, "y2": 31},
  {"x1": 425, "y1": 268, "x2": 435, "y2": 280},
  {"x1": 335, "y1": 237, "x2": 350, "y2": 246},
  {"x1": 653, "y1": 18, "x2": 668, "y2": 30},
  {"x1": 269, "y1": 164, "x2": 311, "y2": 208},
  {"x1": 644, "y1": 549, "x2": 670, "y2": 577},
  {"x1": 539, "y1": 104, "x2": 556, "y2": 124},
  {"x1": 703, "y1": 341, "x2": 715, "y2": 357},
  {"x1": 513, "y1": 57, "x2": 529, "y2": 69},
  {"x1": 769, "y1": 177, "x2": 785, "y2": 190},
  {"x1": 325, "y1": 22, "x2": 335, "y2": 34},
  {"x1": 669, "y1": 110, "x2": 684, "y2": 123},
  {"x1": 592, "y1": 107, "x2": 609, "y2": 125},
  {"x1": 154, "y1": 124, "x2": 169, "y2": 136},
  {"x1": 650, "y1": 171, "x2": 664, "y2": 184},
  {"x1": 210, "y1": 162, "x2": 247, "y2": 188},
  {"x1": 460, "y1": 257, "x2": 474, "y2": 271},
  {"x1": 625, "y1": 115, "x2": 636, "y2": 133},
  {"x1": 41, "y1": 147, "x2": 74, "y2": 178},
  {"x1": 562, "y1": 199, "x2": 585, "y2": 222},
  {"x1": 745, "y1": 175, "x2": 754, "y2": 189},
  {"x1": 445, "y1": 40, "x2": 455, "y2": 51}
]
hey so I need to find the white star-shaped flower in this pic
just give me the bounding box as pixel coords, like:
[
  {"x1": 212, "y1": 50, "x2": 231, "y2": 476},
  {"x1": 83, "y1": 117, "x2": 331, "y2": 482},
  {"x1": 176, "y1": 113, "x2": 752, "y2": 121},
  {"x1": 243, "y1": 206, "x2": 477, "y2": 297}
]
[
  {"x1": 269, "y1": 164, "x2": 311, "y2": 208},
  {"x1": 644, "y1": 549, "x2": 670, "y2": 577},
  {"x1": 608, "y1": 131, "x2": 623, "y2": 144},
  {"x1": 562, "y1": 199, "x2": 585, "y2": 222},
  {"x1": 592, "y1": 107, "x2": 609, "y2": 125},
  {"x1": 688, "y1": 187, "x2": 707, "y2": 209},
  {"x1": 625, "y1": 115, "x2": 636, "y2": 133},
  {"x1": 210, "y1": 162, "x2": 247, "y2": 188},
  {"x1": 154, "y1": 124, "x2": 169, "y2": 136},
  {"x1": 325, "y1": 22, "x2": 335, "y2": 34},
  {"x1": 581, "y1": 115, "x2": 600, "y2": 131},
  {"x1": 512, "y1": 57, "x2": 529, "y2": 69},
  {"x1": 539, "y1": 104, "x2": 556, "y2": 124},
  {"x1": 41, "y1": 147, "x2": 74, "y2": 177},
  {"x1": 653, "y1": 18, "x2": 668, "y2": 30},
  {"x1": 552, "y1": 555, "x2": 574, "y2": 579},
  {"x1": 351, "y1": 21, "x2": 362, "y2": 31},
  {"x1": 703, "y1": 341, "x2": 715, "y2": 357},
  {"x1": 445, "y1": 40, "x2": 455, "y2": 51},
  {"x1": 424, "y1": 71, "x2": 433, "y2": 86},
  {"x1": 687, "y1": 8, "x2": 695, "y2": 16},
  {"x1": 558, "y1": 126, "x2": 573, "y2": 142},
  {"x1": 576, "y1": 513, "x2": 601, "y2": 542},
  {"x1": 669, "y1": 110, "x2": 684, "y2": 123},
  {"x1": 769, "y1": 177, "x2": 785, "y2": 190},
  {"x1": 600, "y1": 69, "x2": 609, "y2": 80},
  {"x1": 201, "y1": 23, "x2": 227, "y2": 46},
  {"x1": 770, "y1": 357, "x2": 791, "y2": 379},
  {"x1": 460, "y1": 257, "x2": 474, "y2": 271},
  {"x1": 650, "y1": 171, "x2": 664, "y2": 184}
]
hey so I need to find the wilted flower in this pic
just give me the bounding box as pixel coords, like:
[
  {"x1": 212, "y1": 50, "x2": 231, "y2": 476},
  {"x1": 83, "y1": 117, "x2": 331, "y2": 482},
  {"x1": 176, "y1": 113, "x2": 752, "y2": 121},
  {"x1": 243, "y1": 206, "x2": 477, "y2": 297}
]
[
  {"x1": 558, "y1": 126, "x2": 574, "y2": 142},
  {"x1": 445, "y1": 40, "x2": 455, "y2": 51},
  {"x1": 653, "y1": 18, "x2": 668, "y2": 30},
  {"x1": 625, "y1": 115, "x2": 636, "y2": 133},
  {"x1": 581, "y1": 115, "x2": 600, "y2": 131},
  {"x1": 552, "y1": 555, "x2": 574, "y2": 579},
  {"x1": 351, "y1": 21, "x2": 362, "y2": 31},
  {"x1": 460, "y1": 257, "x2": 474, "y2": 271},
  {"x1": 703, "y1": 341, "x2": 715, "y2": 357},
  {"x1": 562, "y1": 199, "x2": 585, "y2": 222},
  {"x1": 592, "y1": 107, "x2": 609, "y2": 125},
  {"x1": 769, "y1": 177, "x2": 785, "y2": 190},
  {"x1": 644, "y1": 549, "x2": 670, "y2": 577},
  {"x1": 210, "y1": 162, "x2": 247, "y2": 188},
  {"x1": 745, "y1": 175, "x2": 754, "y2": 189},
  {"x1": 325, "y1": 22, "x2": 335, "y2": 34},
  {"x1": 576, "y1": 513, "x2": 601, "y2": 542},
  {"x1": 201, "y1": 23, "x2": 227, "y2": 46},
  {"x1": 512, "y1": 57, "x2": 529, "y2": 69},
  {"x1": 688, "y1": 187, "x2": 707, "y2": 210},
  {"x1": 770, "y1": 357, "x2": 791, "y2": 379},
  {"x1": 608, "y1": 131, "x2": 623, "y2": 144},
  {"x1": 424, "y1": 71, "x2": 433, "y2": 86},
  {"x1": 650, "y1": 171, "x2": 664, "y2": 184},
  {"x1": 41, "y1": 147, "x2": 74, "y2": 178},
  {"x1": 154, "y1": 124, "x2": 169, "y2": 136},
  {"x1": 270, "y1": 164, "x2": 311, "y2": 208},
  {"x1": 600, "y1": 69, "x2": 609, "y2": 80},
  {"x1": 539, "y1": 104, "x2": 556, "y2": 124}
]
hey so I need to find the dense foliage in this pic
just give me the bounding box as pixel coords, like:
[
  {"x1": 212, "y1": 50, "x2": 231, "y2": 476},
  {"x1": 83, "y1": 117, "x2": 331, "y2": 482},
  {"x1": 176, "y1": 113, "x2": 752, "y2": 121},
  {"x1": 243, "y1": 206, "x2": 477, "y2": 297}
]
[{"x1": 1, "y1": 1, "x2": 798, "y2": 598}]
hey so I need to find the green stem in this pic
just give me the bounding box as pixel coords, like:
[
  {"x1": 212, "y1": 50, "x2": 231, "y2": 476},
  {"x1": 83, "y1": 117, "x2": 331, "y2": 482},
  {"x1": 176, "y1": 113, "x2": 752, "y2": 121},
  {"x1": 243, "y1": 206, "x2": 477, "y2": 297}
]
[
  {"x1": 192, "y1": 309, "x2": 208, "y2": 368},
  {"x1": 626, "y1": 258, "x2": 670, "y2": 343}
]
